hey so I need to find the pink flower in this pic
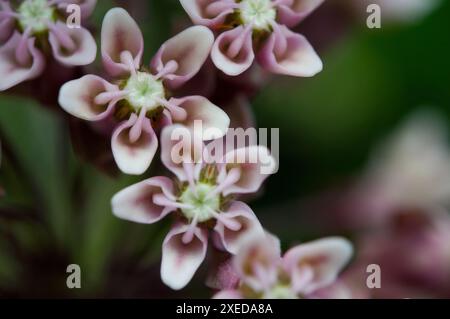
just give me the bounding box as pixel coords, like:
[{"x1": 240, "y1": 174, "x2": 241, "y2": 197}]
[
  {"x1": 59, "y1": 8, "x2": 230, "y2": 175},
  {"x1": 0, "y1": 0, "x2": 97, "y2": 90},
  {"x1": 180, "y1": 0, "x2": 324, "y2": 76},
  {"x1": 342, "y1": 209, "x2": 450, "y2": 298},
  {"x1": 111, "y1": 125, "x2": 277, "y2": 289},
  {"x1": 214, "y1": 232, "x2": 353, "y2": 299},
  {"x1": 358, "y1": 110, "x2": 450, "y2": 228},
  {"x1": 310, "y1": 110, "x2": 450, "y2": 231}
]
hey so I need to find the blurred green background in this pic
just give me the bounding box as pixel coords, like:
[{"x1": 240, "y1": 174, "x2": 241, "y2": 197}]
[{"x1": 0, "y1": 0, "x2": 449, "y2": 297}]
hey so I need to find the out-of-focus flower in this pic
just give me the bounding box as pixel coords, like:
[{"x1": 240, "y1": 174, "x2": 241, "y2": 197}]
[
  {"x1": 111, "y1": 125, "x2": 277, "y2": 290},
  {"x1": 180, "y1": 0, "x2": 324, "y2": 77},
  {"x1": 214, "y1": 232, "x2": 353, "y2": 299},
  {"x1": 353, "y1": 0, "x2": 441, "y2": 23},
  {"x1": 0, "y1": 0, "x2": 97, "y2": 91},
  {"x1": 357, "y1": 110, "x2": 450, "y2": 227},
  {"x1": 59, "y1": 8, "x2": 230, "y2": 175},
  {"x1": 309, "y1": 110, "x2": 450, "y2": 230},
  {"x1": 343, "y1": 209, "x2": 450, "y2": 298}
]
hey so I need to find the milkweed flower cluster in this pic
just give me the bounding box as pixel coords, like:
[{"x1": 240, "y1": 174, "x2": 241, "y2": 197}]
[
  {"x1": 59, "y1": 8, "x2": 229, "y2": 175},
  {"x1": 112, "y1": 125, "x2": 276, "y2": 289},
  {"x1": 0, "y1": 0, "x2": 97, "y2": 91},
  {"x1": 214, "y1": 233, "x2": 353, "y2": 299},
  {"x1": 52, "y1": 3, "x2": 352, "y2": 296},
  {"x1": 180, "y1": 0, "x2": 324, "y2": 76}
]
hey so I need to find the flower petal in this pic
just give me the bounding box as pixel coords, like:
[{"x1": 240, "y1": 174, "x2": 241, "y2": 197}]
[
  {"x1": 101, "y1": 7, "x2": 143, "y2": 77},
  {"x1": 173, "y1": 96, "x2": 230, "y2": 140},
  {"x1": 282, "y1": 237, "x2": 353, "y2": 295},
  {"x1": 160, "y1": 124, "x2": 204, "y2": 181},
  {"x1": 58, "y1": 75, "x2": 118, "y2": 121},
  {"x1": 48, "y1": 22, "x2": 97, "y2": 66},
  {"x1": 222, "y1": 145, "x2": 277, "y2": 196},
  {"x1": 151, "y1": 26, "x2": 214, "y2": 90},
  {"x1": 233, "y1": 232, "x2": 281, "y2": 292},
  {"x1": 257, "y1": 25, "x2": 322, "y2": 77},
  {"x1": 161, "y1": 223, "x2": 208, "y2": 290},
  {"x1": 180, "y1": 0, "x2": 236, "y2": 28},
  {"x1": 277, "y1": 0, "x2": 325, "y2": 27},
  {"x1": 211, "y1": 26, "x2": 255, "y2": 76},
  {"x1": 111, "y1": 176, "x2": 176, "y2": 224},
  {"x1": 111, "y1": 115, "x2": 158, "y2": 175},
  {"x1": 214, "y1": 201, "x2": 264, "y2": 254},
  {"x1": 0, "y1": 2, "x2": 15, "y2": 43},
  {"x1": 213, "y1": 289, "x2": 243, "y2": 299},
  {"x1": 0, "y1": 32, "x2": 45, "y2": 91}
]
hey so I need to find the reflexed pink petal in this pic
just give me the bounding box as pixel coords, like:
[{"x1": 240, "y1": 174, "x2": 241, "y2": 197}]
[
  {"x1": 0, "y1": 2, "x2": 14, "y2": 43},
  {"x1": 213, "y1": 289, "x2": 243, "y2": 299},
  {"x1": 214, "y1": 201, "x2": 264, "y2": 254},
  {"x1": 222, "y1": 146, "x2": 276, "y2": 196},
  {"x1": 151, "y1": 26, "x2": 214, "y2": 89},
  {"x1": 180, "y1": 0, "x2": 236, "y2": 28},
  {"x1": 101, "y1": 7, "x2": 143, "y2": 77},
  {"x1": 0, "y1": 18, "x2": 14, "y2": 44},
  {"x1": 234, "y1": 232, "x2": 281, "y2": 292},
  {"x1": 211, "y1": 27, "x2": 255, "y2": 76},
  {"x1": 0, "y1": 32, "x2": 45, "y2": 91},
  {"x1": 48, "y1": 22, "x2": 96, "y2": 66},
  {"x1": 111, "y1": 176, "x2": 176, "y2": 224},
  {"x1": 58, "y1": 75, "x2": 118, "y2": 121},
  {"x1": 111, "y1": 115, "x2": 158, "y2": 175},
  {"x1": 173, "y1": 96, "x2": 230, "y2": 140},
  {"x1": 257, "y1": 25, "x2": 322, "y2": 77},
  {"x1": 161, "y1": 223, "x2": 208, "y2": 290},
  {"x1": 277, "y1": 0, "x2": 325, "y2": 27},
  {"x1": 76, "y1": 0, "x2": 97, "y2": 18},
  {"x1": 282, "y1": 237, "x2": 353, "y2": 295},
  {"x1": 160, "y1": 124, "x2": 204, "y2": 181}
]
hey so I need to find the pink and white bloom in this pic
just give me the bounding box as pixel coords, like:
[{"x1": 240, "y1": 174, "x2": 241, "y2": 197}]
[
  {"x1": 311, "y1": 109, "x2": 450, "y2": 231},
  {"x1": 180, "y1": 0, "x2": 324, "y2": 76},
  {"x1": 364, "y1": 110, "x2": 450, "y2": 212},
  {"x1": 342, "y1": 209, "x2": 450, "y2": 298},
  {"x1": 111, "y1": 125, "x2": 276, "y2": 290},
  {"x1": 345, "y1": 110, "x2": 450, "y2": 228},
  {"x1": 59, "y1": 8, "x2": 229, "y2": 175},
  {"x1": 214, "y1": 233, "x2": 353, "y2": 299},
  {"x1": 0, "y1": 0, "x2": 97, "y2": 90}
]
